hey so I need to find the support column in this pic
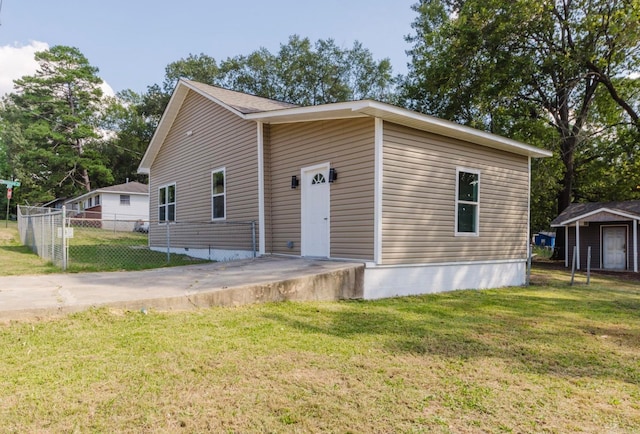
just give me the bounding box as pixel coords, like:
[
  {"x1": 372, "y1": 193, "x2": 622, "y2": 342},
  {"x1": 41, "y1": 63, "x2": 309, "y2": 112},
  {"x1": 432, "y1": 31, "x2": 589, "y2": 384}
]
[
  {"x1": 634, "y1": 219, "x2": 638, "y2": 273},
  {"x1": 565, "y1": 226, "x2": 569, "y2": 268},
  {"x1": 576, "y1": 220, "x2": 581, "y2": 270}
]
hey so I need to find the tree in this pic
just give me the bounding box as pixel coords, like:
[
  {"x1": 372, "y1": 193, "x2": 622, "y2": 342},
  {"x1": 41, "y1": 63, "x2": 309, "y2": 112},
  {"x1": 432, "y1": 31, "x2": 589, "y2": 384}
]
[
  {"x1": 152, "y1": 35, "x2": 395, "y2": 114},
  {"x1": 401, "y1": 0, "x2": 640, "y2": 229},
  {"x1": 127, "y1": 36, "x2": 397, "y2": 164},
  {"x1": 2, "y1": 46, "x2": 109, "y2": 203},
  {"x1": 217, "y1": 35, "x2": 395, "y2": 105},
  {"x1": 97, "y1": 91, "x2": 152, "y2": 185}
]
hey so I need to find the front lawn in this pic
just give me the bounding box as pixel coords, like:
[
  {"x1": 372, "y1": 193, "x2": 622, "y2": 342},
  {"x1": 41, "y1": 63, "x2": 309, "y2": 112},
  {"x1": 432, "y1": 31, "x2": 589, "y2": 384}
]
[{"x1": 1, "y1": 266, "x2": 638, "y2": 432}]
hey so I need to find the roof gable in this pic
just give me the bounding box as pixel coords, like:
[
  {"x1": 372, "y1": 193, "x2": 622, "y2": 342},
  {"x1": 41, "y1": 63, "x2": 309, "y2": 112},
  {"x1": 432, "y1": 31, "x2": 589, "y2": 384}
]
[
  {"x1": 551, "y1": 200, "x2": 640, "y2": 226},
  {"x1": 138, "y1": 80, "x2": 552, "y2": 174}
]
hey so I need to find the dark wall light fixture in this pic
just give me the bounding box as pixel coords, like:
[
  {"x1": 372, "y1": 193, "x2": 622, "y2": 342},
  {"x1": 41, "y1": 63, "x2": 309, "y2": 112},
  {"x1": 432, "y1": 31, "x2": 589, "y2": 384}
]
[
  {"x1": 328, "y1": 168, "x2": 338, "y2": 183},
  {"x1": 291, "y1": 175, "x2": 299, "y2": 189}
]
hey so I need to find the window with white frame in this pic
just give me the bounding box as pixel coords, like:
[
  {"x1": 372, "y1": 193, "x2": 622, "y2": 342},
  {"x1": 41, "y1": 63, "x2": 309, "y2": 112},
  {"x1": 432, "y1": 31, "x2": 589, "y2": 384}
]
[
  {"x1": 120, "y1": 194, "x2": 131, "y2": 206},
  {"x1": 159, "y1": 184, "x2": 176, "y2": 222},
  {"x1": 95, "y1": 195, "x2": 100, "y2": 205},
  {"x1": 211, "y1": 168, "x2": 225, "y2": 220},
  {"x1": 455, "y1": 168, "x2": 480, "y2": 235}
]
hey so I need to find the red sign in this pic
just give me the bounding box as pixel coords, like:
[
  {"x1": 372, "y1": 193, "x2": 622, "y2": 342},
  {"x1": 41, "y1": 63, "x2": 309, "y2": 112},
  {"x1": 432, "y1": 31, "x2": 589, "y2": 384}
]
[{"x1": 7, "y1": 188, "x2": 11, "y2": 200}]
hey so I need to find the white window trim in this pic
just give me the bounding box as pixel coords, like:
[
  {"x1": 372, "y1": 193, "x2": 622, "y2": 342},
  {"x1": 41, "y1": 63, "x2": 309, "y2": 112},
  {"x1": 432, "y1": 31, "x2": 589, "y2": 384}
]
[
  {"x1": 211, "y1": 167, "x2": 226, "y2": 221},
  {"x1": 158, "y1": 182, "x2": 176, "y2": 224},
  {"x1": 455, "y1": 167, "x2": 480, "y2": 237}
]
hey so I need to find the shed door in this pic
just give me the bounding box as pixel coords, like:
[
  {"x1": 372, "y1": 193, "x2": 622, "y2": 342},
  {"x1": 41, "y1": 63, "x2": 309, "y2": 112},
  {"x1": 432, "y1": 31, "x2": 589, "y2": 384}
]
[
  {"x1": 602, "y1": 226, "x2": 626, "y2": 270},
  {"x1": 301, "y1": 164, "x2": 330, "y2": 257}
]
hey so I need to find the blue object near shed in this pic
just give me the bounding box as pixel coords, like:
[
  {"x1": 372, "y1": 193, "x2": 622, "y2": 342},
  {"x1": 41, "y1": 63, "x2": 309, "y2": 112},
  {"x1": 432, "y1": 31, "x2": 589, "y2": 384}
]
[{"x1": 534, "y1": 232, "x2": 555, "y2": 248}]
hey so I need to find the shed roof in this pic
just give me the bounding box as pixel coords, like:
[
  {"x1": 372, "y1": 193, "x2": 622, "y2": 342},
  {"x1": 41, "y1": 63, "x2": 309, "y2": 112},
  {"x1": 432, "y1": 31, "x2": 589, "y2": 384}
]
[
  {"x1": 138, "y1": 79, "x2": 552, "y2": 174},
  {"x1": 551, "y1": 201, "x2": 640, "y2": 227}
]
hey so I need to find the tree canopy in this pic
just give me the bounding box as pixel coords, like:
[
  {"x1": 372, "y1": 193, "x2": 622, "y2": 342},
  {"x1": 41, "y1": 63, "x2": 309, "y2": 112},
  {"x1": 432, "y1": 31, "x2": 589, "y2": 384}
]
[
  {"x1": 158, "y1": 35, "x2": 395, "y2": 110},
  {"x1": 1, "y1": 46, "x2": 109, "y2": 203},
  {"x1": 401, "y1": 0, "x2": 640, "y2": 229},
  {"x1": 2, "y1": 18, "x2": 639, "y2": 236}
]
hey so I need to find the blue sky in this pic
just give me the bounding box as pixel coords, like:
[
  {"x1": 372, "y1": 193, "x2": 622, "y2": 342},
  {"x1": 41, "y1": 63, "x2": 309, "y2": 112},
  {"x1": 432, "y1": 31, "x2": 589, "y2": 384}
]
[{"x1": 0, "y1": 0, "x2": 417, "y2": 96}]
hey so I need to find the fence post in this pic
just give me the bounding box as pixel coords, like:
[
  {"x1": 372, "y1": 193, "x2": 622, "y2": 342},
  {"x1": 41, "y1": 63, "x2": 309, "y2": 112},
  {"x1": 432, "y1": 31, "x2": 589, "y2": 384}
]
[
  {"x1": 252, "y1": 221, "x2": 257, "y2": 258},
  {"x1": 570, "y1": 246, "x2": 577, "y2": 286},
  {"x1": 51, "y1": 212, "x2": 55, "y2": 262},
  {"x1": 62, "y1": 205, "x2": 68, "y2": 271},
  {"x1": 587, "y1": 246, "x2": 592, "y2": 285},
  {"x1": 40, "y1": 212, "x2": 44, "y2": 257},
  {"x1": 526, "y1": 243, "x2": 532, "y2": 286},
  {"x1": 166, "y1": 222, "x2": 171, "y2": 263}
]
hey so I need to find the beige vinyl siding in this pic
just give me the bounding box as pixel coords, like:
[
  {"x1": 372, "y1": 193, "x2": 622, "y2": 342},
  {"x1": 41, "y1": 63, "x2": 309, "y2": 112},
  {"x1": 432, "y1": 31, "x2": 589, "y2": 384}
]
[
  {"x1": 382, "y1": 122, "x2": 529, "y2": 264},
  {"x1": 269, "y1": 118, "x2": 375, "y2": 259},
  {"x1": 149, "y1": 90, "x2": 259, "y2": 250},
  {"x1": 263, "y1": 124, "x2": 273, "y2": 253}
]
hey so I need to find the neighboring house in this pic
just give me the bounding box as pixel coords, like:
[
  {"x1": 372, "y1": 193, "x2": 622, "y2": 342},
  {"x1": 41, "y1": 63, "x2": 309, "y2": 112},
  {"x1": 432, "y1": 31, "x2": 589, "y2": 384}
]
[
  {"x1": 42, "y1": 197, "x2": 68, "y2": 210},
  {"x1": 138, "y1": 79, "x2": 551, "y2": 298},
  {"x1": 65, "y1": 181, "x2": 149, "y2": 231},
  {"x1": 551, "y1": 201, "x2": 640, "y2": 272}
]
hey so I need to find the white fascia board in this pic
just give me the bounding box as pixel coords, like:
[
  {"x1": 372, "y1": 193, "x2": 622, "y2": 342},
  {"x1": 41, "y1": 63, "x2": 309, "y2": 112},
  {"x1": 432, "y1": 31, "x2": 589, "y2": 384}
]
[
  {"x1": 352, "y1": 101, "x2": 553, "y2": 159},
  {"x1": 65, "y1": 189, "x2": 147, "y2": 205},
  {"x1": 248, "y1": 99, "x2": 551, "y2": 159},
  {"x1": 65, "y1": 188, "x2": 104, "y2": 204},
  {"x1": 138, "y1": 83, "x2": 190, "y2": 174},
  {"x1": 245, "y1": 100, "x2": 369, "y2": 123},
  {"x1": 557, "y1": 207, "x2": 640, "y2": 226},
  {"x1": 138, "y1": 79, "x2": 250, "y2": 174}
]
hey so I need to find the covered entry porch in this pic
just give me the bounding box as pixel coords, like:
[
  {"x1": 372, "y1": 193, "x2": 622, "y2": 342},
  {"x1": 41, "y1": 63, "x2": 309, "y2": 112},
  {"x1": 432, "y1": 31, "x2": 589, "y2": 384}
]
[{"x1": 551, "y1": 201, "x2": 640, "y2": 272}]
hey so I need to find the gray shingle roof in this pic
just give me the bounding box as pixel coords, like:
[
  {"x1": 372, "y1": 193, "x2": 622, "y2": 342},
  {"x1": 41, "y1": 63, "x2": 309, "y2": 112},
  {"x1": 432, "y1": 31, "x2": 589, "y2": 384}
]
[
  {"x1": 551, "y1": 200, "x2": 640, "y2": 226},
  {"x1": 184, "y1": 80, "x2": 298, "y2": 114},
  {"x1": 98, "y1": 181, "x2": 148, "y2": 194}
]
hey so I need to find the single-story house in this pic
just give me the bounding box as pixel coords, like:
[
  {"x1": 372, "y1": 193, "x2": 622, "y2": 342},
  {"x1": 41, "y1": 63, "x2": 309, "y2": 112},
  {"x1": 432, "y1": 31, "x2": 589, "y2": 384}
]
[
  {"x1": 551, "y1": 201, "x2": 640, "y2": 272},
  {"x1": 65, "y1": 181, "x2": 149, "y2": 231},
  {"x1": 138, "y1": 79, "x2": 551, "y2": 298}
]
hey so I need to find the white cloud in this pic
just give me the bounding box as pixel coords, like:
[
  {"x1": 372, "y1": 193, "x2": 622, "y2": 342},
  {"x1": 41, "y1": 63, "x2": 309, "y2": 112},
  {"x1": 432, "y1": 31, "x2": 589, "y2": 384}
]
[
  {"x1": 0, "y1": 40, "x2": 115, "y2": 98},
  {"x1": 0, "y1": 40, "x2": 49, "y2": 97}
]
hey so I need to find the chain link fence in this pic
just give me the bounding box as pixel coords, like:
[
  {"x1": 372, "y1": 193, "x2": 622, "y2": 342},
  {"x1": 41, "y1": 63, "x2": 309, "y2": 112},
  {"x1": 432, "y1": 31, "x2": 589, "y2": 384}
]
[
  {"x1": 18, "y1": 205, "x2": 256, "y2": 272},
  {"x1": 18, "y1": 205, "x2": 66, "y2": 268}
]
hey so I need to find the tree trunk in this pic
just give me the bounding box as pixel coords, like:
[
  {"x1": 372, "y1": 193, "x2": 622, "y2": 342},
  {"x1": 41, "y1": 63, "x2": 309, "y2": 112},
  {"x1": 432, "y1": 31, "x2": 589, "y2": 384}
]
[
  {"x1": 82, "y1": 168, "x2": 91, "y2": 192},
  {"x1": 552, "y1": 135, "x2": 575, "y2": 260}
]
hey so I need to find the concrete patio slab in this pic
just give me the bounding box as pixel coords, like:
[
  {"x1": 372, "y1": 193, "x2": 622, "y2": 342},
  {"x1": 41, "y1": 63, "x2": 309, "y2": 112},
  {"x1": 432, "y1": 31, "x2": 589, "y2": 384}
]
[{"x1": 0, "y1": 256, "x2": 364, "y2": 322}]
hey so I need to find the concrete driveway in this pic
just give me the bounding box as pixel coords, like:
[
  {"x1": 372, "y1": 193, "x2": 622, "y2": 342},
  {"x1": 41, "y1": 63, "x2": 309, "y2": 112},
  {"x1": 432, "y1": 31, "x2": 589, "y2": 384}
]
[{"x1": 0, "y1": 256, "x2": 364, "y2": 322}]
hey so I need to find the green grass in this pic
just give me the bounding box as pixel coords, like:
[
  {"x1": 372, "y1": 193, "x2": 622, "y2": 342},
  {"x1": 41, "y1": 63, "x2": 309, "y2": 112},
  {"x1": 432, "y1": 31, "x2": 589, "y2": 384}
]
[
  {"x1": 0, "y1": 222, "x2": 60, "y2": 275},
  {"x1": 0, "y1": 222, "x2": 208, "y2": 274},
  {"x1": 66, "y1": 226, "x2": 207, "y2": 272},
  {"x1": 532, "y1": 244, "x2": 554, "y2": 259},
  {"x1": 1, "y1": 267, "x2": 639, "y2": 432}
]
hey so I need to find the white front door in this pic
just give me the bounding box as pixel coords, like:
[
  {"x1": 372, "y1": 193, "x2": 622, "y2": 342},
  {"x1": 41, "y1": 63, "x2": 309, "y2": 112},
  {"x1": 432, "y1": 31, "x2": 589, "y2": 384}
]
[
  {"x1": 603, "y1": 226, "x2": 626, "y2": 270},
  {"x1": 301, "y1": 164, "x2": 330, "y2": 257}
]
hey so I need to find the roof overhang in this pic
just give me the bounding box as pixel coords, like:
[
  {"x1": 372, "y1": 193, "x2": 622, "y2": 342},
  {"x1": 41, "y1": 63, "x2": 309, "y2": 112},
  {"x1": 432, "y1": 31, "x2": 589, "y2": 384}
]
[
  {"x1": 138, "y1": 80, "x2": 251, "y2": 175},
  {"x1": 66, "y1": 188, "x2": 148, "y2": 205},
  {"x1": 247, "y1": 100, "x2": 552, "y2": 158},
  {"x1": 139, "y1": 83, "x2": 552, "y2": 174},
  {"x1": 551, "y1": 207, "x2": 640, "y2": 227}
]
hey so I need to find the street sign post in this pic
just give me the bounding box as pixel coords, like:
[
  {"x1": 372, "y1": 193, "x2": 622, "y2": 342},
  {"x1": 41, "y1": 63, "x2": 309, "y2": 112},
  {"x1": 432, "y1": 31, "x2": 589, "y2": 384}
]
[{"x1": 1, "y1": 179, "x2": 20, "y2": 228}]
